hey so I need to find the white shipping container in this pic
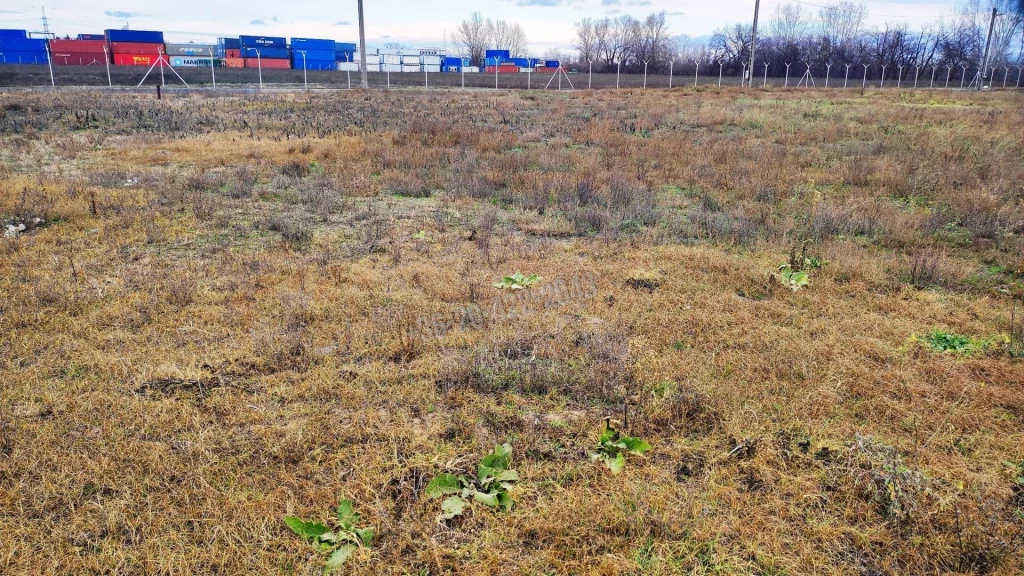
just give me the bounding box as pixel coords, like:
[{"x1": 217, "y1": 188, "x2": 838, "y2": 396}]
[
  {"x1": 401, "y1": 55, "x2": 420, "y2": 64},
  {"x1": 400, "y1": 49, "x2": 420, "y2": 56},
  {"x1": 380, "y1": 48, "x2": 399, "y2": 56},
  {"x1": 382, "y1": 63, "x2": 402, "y2": 72},
  {"x1": 402, "y1": 64, "x2": 420, "y2": 72},
  {"x1": 419, "y1": 48, "x2": 443, "y2": 56},
  {"x1": 382, "y1": 54, "x2": 401, "y2": 65},
  {"x1": 365, "y1": 63, "x2": 380, "y2": 72},
  {"x1": 465, "y1": 66, "x2": 480, "y2": 73},
  {"x1": 337, "y1": 62, "x2": 359, "y2": 71},
  {"x1": 421, "y1": 55, "x2": 441, "y2": 65},
  {"x1": 423, "y1": 64, "x2": 440, "y2": 73}
]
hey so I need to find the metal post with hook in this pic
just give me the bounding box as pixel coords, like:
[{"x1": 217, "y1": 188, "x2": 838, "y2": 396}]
[
  {"x1": 694, "y1": 60, "x2": 700, "y2": 88},
  {"x1": 845, "y1": 63, "x2": 851, "y2": 88},
  {"x1": 825, "y1": 63, "x2": 831, "y2": 87},
  {"x1": 668, "y1": 60, "x2": 673, "y2": 89},
  {"x1": 764, "y1": 62, "x2": 769, "y2": 87},
  {"x1": 862, "y1": 64, "x2": 868, "y2": 89},
  {"x1": 717, "y1": 60, "x2": 723, "y2": 87},
  {"x1": 784, "y1": 62, "x2": 791, "y2": 87},
  {"x1": 643, "y1": 60, "x2": 649, "y2": 88},
  {"x1": 880, "y1": 65, "x2": 886, "y2": 88}
]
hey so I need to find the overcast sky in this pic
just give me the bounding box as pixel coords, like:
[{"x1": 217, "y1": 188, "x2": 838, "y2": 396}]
[{"x1": 1, "y1": 1, "x2": 965, "y2": 52}]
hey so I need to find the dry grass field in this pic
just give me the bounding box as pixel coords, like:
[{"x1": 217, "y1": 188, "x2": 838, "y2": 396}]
[{"x1": 1, "y1": 87, "x2": 1023, "y2": 575}]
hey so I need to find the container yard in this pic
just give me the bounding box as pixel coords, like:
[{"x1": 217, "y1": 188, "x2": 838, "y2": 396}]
[{"x1": 0, "y1": 25, "x2": 558, "y2": 76}]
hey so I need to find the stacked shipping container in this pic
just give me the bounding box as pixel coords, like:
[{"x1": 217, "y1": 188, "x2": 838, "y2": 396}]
[
  {"x1": 290, "y1": 38, "x2": 334, "y2": 70},
  {"x1": 50, "y1": 39, "x2": 106, "y2": 65},
  {"x1": 107, "y1": 29, "x2": 165, "y2": 66},
  {"x1": 239, "y1": 35, "x2": 288, "y2": 69},
  {"x1": 0, "y1": 30, "x2": 49, "y2": 64}
]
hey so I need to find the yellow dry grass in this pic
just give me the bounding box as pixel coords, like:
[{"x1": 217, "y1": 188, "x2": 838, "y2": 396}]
[{"x1": 0, "y1": 87, "x2": 1022, "y2": 575}]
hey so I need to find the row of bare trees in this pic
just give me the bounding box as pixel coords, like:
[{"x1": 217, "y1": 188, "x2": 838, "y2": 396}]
[
  {"x1": 450, "y1": 11, "x2": 528, "y2": 66},
  {"x1": 572, "y1": 13, "x2": 674, "y2": 73},
  {"x1": 695, "y1": 0, "x2": 1023, "y2": 79}
]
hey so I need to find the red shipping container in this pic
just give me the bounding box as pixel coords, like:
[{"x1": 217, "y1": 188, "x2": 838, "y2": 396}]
[
  {"x1": 113, "y1": 53, "x2": 165, "y2": 67},
  {"x1": 244, "y1": 58, "x2": 289, "y2": 69},
  {"x1": 225, "y1": 49, "x2": 240, "y2": 58},
  {"x1": 51, "y1": 52, "x2": 108, "y2": 65},
  {"x1": 224, "y1": 57, "x2": 244, "y2": 68},
  {"x1": 50, "y1": 39, "x2": 107, "y2": 54},
  {"x1": 485, "y1": 65, "x2": 520, "y2": 73},
  {"x1": 109, "y1": 42, "x2": 164, "y2": 55}
]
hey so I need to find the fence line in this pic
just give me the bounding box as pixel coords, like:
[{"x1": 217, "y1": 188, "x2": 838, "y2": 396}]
[{"x1": 1, "y1": 62, "x2": 1022, "y2": 92}]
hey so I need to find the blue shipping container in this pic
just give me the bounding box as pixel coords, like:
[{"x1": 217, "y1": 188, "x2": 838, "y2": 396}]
[
  {"x1": 0, "y1": 29, "x2": 28, "y2": 39},
  {"x1": 106, "y1": 29, "x2": 164, "y2": 43},
  {"x1": 485, "y1": 49, "x2": 510, "y2": 59},
  {"x1": 335, "y1": 42, "x2": 357, "y2": 51},
  {"x1": 239, "y1": 35, "x2": 286, "y2": 48},
  {"x1": 510, "y1": 57, "x2": 530, "y2": 67},
  {"x1": 334, "y1": 51, "x2": 355, "y2": 62},
  {"x1": 291, "y1": 48, "x2": 334, "y2": 61},
  {"x1": 291, "y1": 38, "x2": 335, "y2": 51},
  {"x1": 219, "y1": 37, "x2": 241, "y2": 49},
  {"x1": 443, "y1": 56, "x2": 464, "y2": 66},
  {"x1": 545, "y1": 60, "x2": 559, "y2": 68},
  {"x1": 0, "y1": 51, "x2": 49, "y2": 64},
  {"x1": 241, "y1": 46, "x2": 289, "y2": 59},
  {"x1": 0, "y1": 38, "x2": 48, "y2": 51},
  {"x1": 294, "y1": 59, "x2": 335, "y2": 71}
]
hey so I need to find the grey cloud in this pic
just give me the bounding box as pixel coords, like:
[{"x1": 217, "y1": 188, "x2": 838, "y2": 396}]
[{"x1": 105, "y1": 11, "x2": 140, "y2": 18}]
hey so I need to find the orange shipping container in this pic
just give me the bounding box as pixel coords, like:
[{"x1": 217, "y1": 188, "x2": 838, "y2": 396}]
[
  {"x1": 243, "y1": 58, "x2": 289, "y2": 69},
  {"x1": 224, "y1": 57, "x2": 244, "y2": 68}
]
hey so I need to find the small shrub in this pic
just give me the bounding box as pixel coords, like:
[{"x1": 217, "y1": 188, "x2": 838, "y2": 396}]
[
  {"x1": 285, "y1": 499, "x2": 374, "y2": 573},
  {"x1": 425, "y1": 444, "x2": 518, "y2": 520},
  {"x1": 591, "y1": 418, "x2": 651, "y2": 474},
  {"x1": 493, "y1": 272, "x2": 542, "y2": 291}
]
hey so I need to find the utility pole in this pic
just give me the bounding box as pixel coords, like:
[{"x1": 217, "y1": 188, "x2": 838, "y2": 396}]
[
  {"x1": 978, "y1": 7, "x2": 998, "y2": 91},
  {"x1": 41, "y1": 7, "x2": 50, "y2": 34},
  {"x1": 357, "y1": 0, "x2": 368, "y2": 89},
  {"x1": 748, "y1": 0, "x2": 760, "y2": 87}
]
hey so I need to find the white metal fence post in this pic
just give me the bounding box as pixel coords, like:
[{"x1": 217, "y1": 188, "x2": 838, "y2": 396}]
[
  {"x1": 44, "y1": 43, "x2": 55, "y2": 88},
  {"x1": 960, "y1": 65, "x2": 968, "y2": 89},
  {"x1": 694, "y1": 60, "x2": 699, "y2": 87},
  {"x1": 588, "y1": 60, "x2": 592, "y2": 89},
  {"x1": 300, "y1": 51, "x2": 307, "y2": 91},
  {"x1": 616, "y1": 60, "x2": 620, "y2": 89},
  {"x1": 784, "y1": 62, "x2": 791, "y2": 87},
  {"x1": 825, "y1": 63, "x2": 831, "y2": 87},
  {"x1": 159, "y1": 49, "x2": 165, "y2": 87},
  {"x1": 764, "y1": 62, "x2": 769, "y2": 87},
  {"x1": 862, "y1": 64, "x2": 868, "y2": 88},
  {"x1": 718, "y1": 60, "x2": 723, "y2": 87},
  {"x1": 668, "y1": 60, "x2": 673, "y2": 89},
  {"x1": 643, "y1": 60, "x2": 648, "y2": 88},
  {"x1": 945, "y1": 65, "x2": 952, "y2": 88},
  {"x1": 209, "y1": 48, "x2": 216, "y2": 88},
  {"x1": 1002, "y1": 66, "x2": 1009, "y2": 88},
  {"x1": 256, "y1": 50, "x2": 263, "y2": 91},
  {"x1": 880, "y1": 65, "x2": 886, "y2": 88},
  {"x1": 845, "y1": 63, "x2": 851, "y2": 88},
  {"x1": 897, "y1": 65, "x2": 903, "y2": 88},
  {"x1": 104, "y1": 46, "x2": 112, "y2": 88}
]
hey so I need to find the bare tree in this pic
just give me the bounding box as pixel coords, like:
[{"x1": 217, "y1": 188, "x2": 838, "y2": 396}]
[
  {"x1": 451, "y1": 12, "x2": 490, "y2": 66},
  {"x1": 819, "y1": 2, "x2": 868, "y2": 48},
  {"x1": 770, "y1": 3, "x2": 811, "y2": 47},
  {"x1": 573, "y1": 18, "x2": 601, "y2": 64},
  {"x1": 489, "y1": 19, "x2": 528, "y2": 57}
]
